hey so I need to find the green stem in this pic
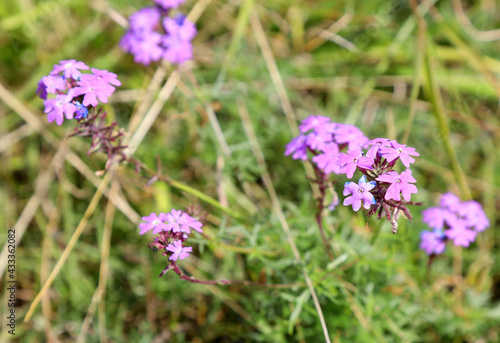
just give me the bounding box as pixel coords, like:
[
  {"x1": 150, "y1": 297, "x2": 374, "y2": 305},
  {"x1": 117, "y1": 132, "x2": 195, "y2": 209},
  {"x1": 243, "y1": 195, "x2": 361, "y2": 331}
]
[
  {"x1": 423, "y1": 48, "x2": 472, "y2": 200},
  {"x1": 168, "y1": 179, "x2": 244, "y2": 219}
]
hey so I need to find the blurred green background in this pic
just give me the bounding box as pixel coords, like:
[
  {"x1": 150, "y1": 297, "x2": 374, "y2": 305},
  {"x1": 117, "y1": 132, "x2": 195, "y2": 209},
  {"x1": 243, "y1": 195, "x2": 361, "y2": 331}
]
[{"x1": 1, "y1": 0, "x2": 500, "y2": 342}]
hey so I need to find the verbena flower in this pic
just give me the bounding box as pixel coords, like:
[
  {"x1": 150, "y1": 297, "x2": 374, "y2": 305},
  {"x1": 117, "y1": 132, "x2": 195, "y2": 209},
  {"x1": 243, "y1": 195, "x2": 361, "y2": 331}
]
[
  {"x1": 166, "y1": 240, "x2": 193, "y2": 261},
  {"x1": 343, "y1": 176, "x2": 377, "y2": 211},
  {"x1": 72, "y1": 76, "x2": 111, "y2": 107},
  {"x1": 336, "y1": 149, "x2": 374, "y2": 179},
  {"x1": 50, "y1": 59, "x2": 89, "y2": 79},
  {"x1": 439, "y1": 192, "x2": 461, "y2": 209},
  {"x1": 139, "y1": 212, "x2": 169, "y2": 235},
  {"x1": 422, "y1": 207, "x2": 453, "y2": 230},
  {"x1": 444, "y1": 217, "x2": 477, "y2": 247},
  {"x1": 38, "y1": 60, "x2": 120, "y2": 126},
  {"x1": 379, "y1": 140, "x2": 419, "y2": 168},
  {"x1": 154, "y1": 0, "x2": 186, "y2": 10},
  {"x1": 285, "y1": 135, "x2": 308, "y2": 161},
  {"x1": 419, "y1": 230, "x2": 446, "y2": 255},
  {"x1": 180, "y1": 214, "x2": 203, "y2": 233},
  {"x1": 42, "y1": 75, "x2": 66, "y2": 94},
  {"x1": 129, "y1": 7, "x2": 161, "y2": 33},
  {"x1": 44, "y1": 94, "x2": 76, "y2": 125},
  {"x1": 364, "y1": 138, "x2": 391, "y2": 159},
  {"x1": 333, "y1": 124, "x2": 368, "y2": 150},
  {"x1": 121, "y1": 6, "x2": 196, "y2": 66},
  {"x1": 141, "y1": 209, "x2": 204, "y2": 263},
  {"x1": 299, "y1": 114, "x2": 331, "y2": 133},
  {"x1": 285, "y1": 114, "x2": 421, "y2": 230},
  {"x1": 164, "y1": 209, "x2": 184, "y2": 233},
  {"x1": 419, "y1": 192, "x2": 489, "y2": 255},
  {"x1": 376, "y1": 169, "x2": 418, "y2": 202},
  {"x1": 312, "y1": 143, "x2": 340, "y2": 174}
]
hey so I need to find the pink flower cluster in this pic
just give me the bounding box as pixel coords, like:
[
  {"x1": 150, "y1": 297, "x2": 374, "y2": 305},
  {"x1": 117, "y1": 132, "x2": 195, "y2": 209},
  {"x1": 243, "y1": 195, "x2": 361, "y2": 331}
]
[
  {"x1": 120, "y1": 4, "x2": 196, "y2": 66},
  {"x1": 139, "y1": 209, "x2": 203, "y2": 261},
  {"x1": 285, "y1": 115, "x2": 420, "y2": 222},
  {"x1": 36, "y1": 60, "x2": 120, "y2": 125},
  {"x1": 419, "y1": 192, "x2": 489, "y2": 255}
]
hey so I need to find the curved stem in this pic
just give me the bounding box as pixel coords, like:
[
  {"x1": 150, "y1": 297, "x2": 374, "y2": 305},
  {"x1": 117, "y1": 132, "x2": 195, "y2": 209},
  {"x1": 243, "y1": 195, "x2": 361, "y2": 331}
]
[{"x1": 161, "y1": 263, "x2": 306, "y2": 289}]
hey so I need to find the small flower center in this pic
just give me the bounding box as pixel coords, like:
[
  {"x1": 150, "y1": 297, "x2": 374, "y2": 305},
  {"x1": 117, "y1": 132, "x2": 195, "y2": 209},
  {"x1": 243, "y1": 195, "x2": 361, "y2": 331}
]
[
  {"x1": 397, "y1": 148, "x2": 403, "y2": 153},
  {"x1": 396, "y1": 178, "x2": 401, "y2": 183},
  {"x1": 353, "y1": 158, "x2": 358, "y2": 163},
  {"x1": 153, "y1": 220, "x2": 160, "y2": 226},
  {"x1": 358, "y1": 187, "x2": 365, "y2": 193}
]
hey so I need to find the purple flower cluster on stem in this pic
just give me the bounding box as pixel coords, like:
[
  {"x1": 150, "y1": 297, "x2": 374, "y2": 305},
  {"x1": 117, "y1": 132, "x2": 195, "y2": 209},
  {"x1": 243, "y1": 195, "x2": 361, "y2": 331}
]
[
  {"x1": 37, "y1": 59, "x2": 120, "y2": 126},
  {"x1": 140, "y1": 209, "x2": 203, "y2": 262},
  {"x1": 419, "y1": 192, "x2": 489, "y2": 256},
  {"x1": 120, "y1": 3, "x2": 197, "y2": 66},
  {"x1": 285, "y1": 114, "x2": 422, "y2": 234}
]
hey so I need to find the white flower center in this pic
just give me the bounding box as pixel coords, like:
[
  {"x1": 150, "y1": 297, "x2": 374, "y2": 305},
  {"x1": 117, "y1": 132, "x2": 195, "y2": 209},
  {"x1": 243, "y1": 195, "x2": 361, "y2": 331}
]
[
  {"x1": 396, "y1": 178, "x2": 401, "y2": 183},
  {"x1": 153, "y1": 220, "x2": 160, "y2": 226}
]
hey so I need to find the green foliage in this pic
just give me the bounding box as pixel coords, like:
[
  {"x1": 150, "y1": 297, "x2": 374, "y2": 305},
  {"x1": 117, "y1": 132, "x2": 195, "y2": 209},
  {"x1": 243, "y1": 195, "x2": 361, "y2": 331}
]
[{"x1": 0, "y1": 0, "x2": 499, "y2": 342}]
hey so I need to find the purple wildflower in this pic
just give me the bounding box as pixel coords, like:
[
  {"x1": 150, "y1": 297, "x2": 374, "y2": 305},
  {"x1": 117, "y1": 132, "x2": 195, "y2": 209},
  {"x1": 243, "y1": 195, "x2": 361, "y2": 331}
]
[
  {"x1": 166, "y1": 240, "x2": 193, "y2": 261},
  {"x1": 129, "y1": 7, "x2": 161, "y2": 33},
  {"x1": 43, "y1": 94, "x2": 76, "y2": 126},
  {"x1": 333, "y1": 124, "x2": 369, "y2": 150},
  {"x1": 422, "y1": 207, "x2": 453, "y2": 230},
  {"x1": 376, "y1": 169, "x2": 417, "y2": 201},
  {"x1": 336, "y1": 149, "x2": 374, "y2": 179},
  {"x1": 139, "y1": 212, "x2": 169, "y2": 235},
  {"x1": 343, "y1": 175, "x2": 377, "y2": 211},
  {"x1": 285, "y1": 135, "x2": 308, "y2": 160},
  {"x1": 121, "y1": 31, "x2": 164, "y2": 66},
  {"x1": 439, "y1": 192, "x2": 462, "y2": 211},
  {"x1": 50, "y1": 59, "x2": 89, "y2": 79},
  {"x1": 299, "y1": 115, "x2": 332, "y2": 133},
  {"x1": 419, "y1": 230, "x2": 446, "y2": 255},
  {"x1": 163, "y1": 16, "x2": 197, "y2": 41},
  {"x1": 71, "y1": 75, "x2": 112, "y2": 107},
  {"x1": 162, "y1": 35, "x2": 194, "y2": 64},
  {"x1": 312, "y1": 143, "x2": 340, "y2": 174},
  {"x1": 379, "y1": 140, "x2": 420, "y2": 168},
  {"x1": 364, "y1": 138, "x2": 391, "y2": 159},
  {"x1": 164, "y1": 209, "x2": 184, "y2": 233},
  {"x1": 36, "y1": 79, "x2": 48, "y2": 100},
  {"x1": 154, "y1": 0, "x2": 186, "y2": 10},
  {"x1": 459, "y1": 200, "x2": 490, "y2": 232},
  {"x1": 42, "y1": 75, "x2": 66, "y2": 94},
  {"x1": 445, "y1": 217, "x2": 477, "y2": 247},
  {"x1": 90, "y1": 68, "x2": 121, "y2": 93},
  {"x1": 306, "y1": 131, "x2": 332, "y2": 151},
  {"x1": 180, "y1": 213, "x2": 203, "y2": 234}
]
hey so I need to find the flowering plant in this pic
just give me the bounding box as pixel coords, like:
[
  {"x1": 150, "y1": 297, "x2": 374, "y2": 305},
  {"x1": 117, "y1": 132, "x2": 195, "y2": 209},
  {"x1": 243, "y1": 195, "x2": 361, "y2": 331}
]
[
  {"x1": 37, "y1": 60, "x2": 120, "y2": 125},
  {"x1": 37, "y1": 60, "x2": 126, "y2": 166},
  {"x1": 286, "y1": 115, "x2": 421, "y2": 234},
  {"x1": 140, "y1": 209, "x2": 202, "y2": 262},
  {"x1": 419, "y1": 192, "x2": 489, "y2": 256},
  {"x1": 120, "y1": 1, "x2": 196, "y2": 65}
]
